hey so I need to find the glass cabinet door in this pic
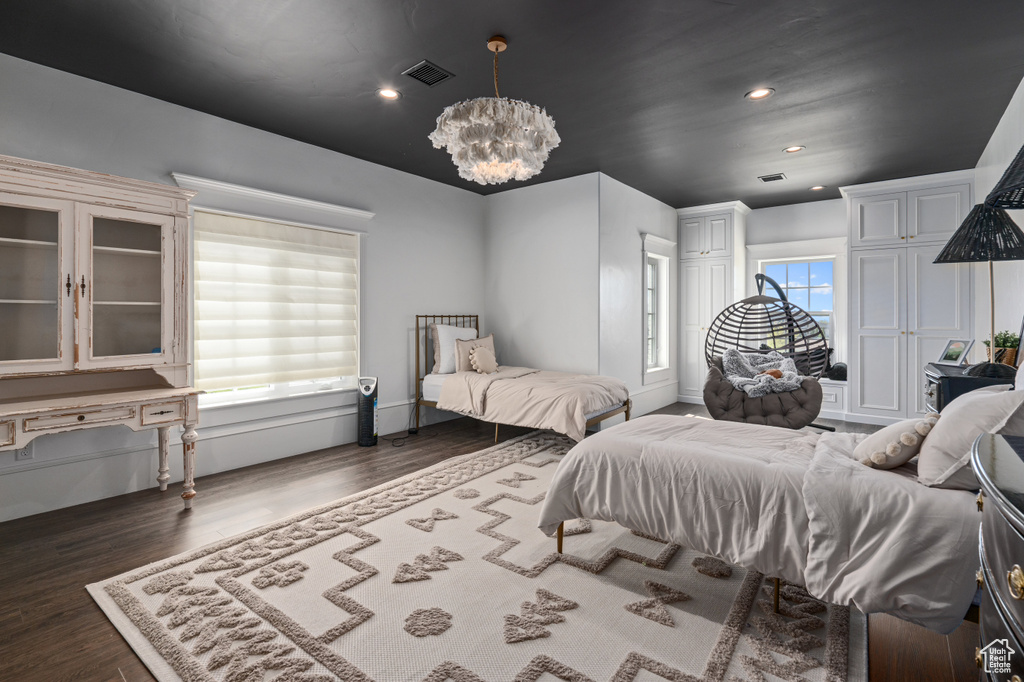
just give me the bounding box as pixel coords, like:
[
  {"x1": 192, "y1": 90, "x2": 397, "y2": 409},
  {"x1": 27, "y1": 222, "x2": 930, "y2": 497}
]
[
  {"x1": 0, "y1": 194, "x2": 74, "y2": 374},
  {"x1": 77, "y1": 206, "x2": 174, "y2": 369}
]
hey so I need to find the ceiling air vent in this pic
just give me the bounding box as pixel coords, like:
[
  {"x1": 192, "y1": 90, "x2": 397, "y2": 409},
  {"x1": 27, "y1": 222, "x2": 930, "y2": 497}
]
[
  {"x1": 758, "y1": 173, "x2": 787, "y2": 183},
  {"x1": 402, "y1": 60, "x2": 455, "y2": 87}
]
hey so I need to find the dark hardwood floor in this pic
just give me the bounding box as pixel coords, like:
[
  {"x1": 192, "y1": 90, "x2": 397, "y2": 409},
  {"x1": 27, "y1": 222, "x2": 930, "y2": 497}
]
[{"x1": 0, "y1": 405, "x2": 978, "y2": 681}]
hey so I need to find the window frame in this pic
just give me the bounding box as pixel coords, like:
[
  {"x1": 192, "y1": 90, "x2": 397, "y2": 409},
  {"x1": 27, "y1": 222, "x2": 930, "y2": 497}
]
[{"x1": 641, "y1": 233, "x2": 675, "y2": 385}]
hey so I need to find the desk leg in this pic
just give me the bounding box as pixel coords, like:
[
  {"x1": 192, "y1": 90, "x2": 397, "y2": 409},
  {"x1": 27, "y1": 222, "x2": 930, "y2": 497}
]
[
  {"x1": 156, "y1": 426, "x2": 171, "y2": 491},
  {"x1": 181, "y1": 424, "x2": 198, "y2": 509}
]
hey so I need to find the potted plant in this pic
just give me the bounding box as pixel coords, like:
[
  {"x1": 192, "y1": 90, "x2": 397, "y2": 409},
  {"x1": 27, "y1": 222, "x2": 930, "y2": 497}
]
[{"x1": 983, "y1": 330, "x2": 1021, "y2": 366}]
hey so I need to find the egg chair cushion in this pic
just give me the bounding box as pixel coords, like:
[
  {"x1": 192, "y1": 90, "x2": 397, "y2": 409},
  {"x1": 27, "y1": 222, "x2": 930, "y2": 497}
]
[{"x1": 704, "y1": 356, "x2": 824, "y2": 430}]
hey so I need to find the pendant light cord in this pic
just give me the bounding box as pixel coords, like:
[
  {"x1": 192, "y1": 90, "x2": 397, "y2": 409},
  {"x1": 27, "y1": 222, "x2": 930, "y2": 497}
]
[{"x1": 493, "y1": 50, "x2": 500, "y2": 98}]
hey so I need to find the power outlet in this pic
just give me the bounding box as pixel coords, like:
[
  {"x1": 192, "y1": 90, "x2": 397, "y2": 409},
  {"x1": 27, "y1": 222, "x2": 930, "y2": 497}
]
[{"x1": 15, "y1": 443, "x2": 33, "y2": 461}]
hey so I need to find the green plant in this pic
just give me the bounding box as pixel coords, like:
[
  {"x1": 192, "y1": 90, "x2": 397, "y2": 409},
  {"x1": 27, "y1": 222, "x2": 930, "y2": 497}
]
[{"x1": 983, "y1": 330, "x2": 1021, "y2": 348}]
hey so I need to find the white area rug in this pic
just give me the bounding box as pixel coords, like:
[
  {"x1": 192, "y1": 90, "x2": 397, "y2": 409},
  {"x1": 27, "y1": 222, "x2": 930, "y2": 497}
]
[{"x1": 88, "y1": 432, "x2": 866, "y2": 682}]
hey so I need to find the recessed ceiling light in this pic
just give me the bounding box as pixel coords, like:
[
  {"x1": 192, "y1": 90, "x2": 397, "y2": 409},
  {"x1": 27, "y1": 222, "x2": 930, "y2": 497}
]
[
  {"x1": 377, "y1": 88, "x2": 401, "y2": 100},
  {"x1": 783, "y1": 145, "x2": 806, "y2": 153},
  {"x1": 744, "y1": 87, "x2": 775, "y2": 101},
  {"x1": 810, "y1": 185, "x2": 826, "y2": 191}
]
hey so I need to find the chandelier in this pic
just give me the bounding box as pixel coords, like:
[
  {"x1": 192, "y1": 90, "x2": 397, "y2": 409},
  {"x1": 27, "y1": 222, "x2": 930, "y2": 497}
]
[{"x1": 429, "y1": 35, "x2": 560, "y2": 185}]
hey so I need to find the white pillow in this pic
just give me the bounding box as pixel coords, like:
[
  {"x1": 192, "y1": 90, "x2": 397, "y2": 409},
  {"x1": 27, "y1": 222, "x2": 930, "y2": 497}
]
[
  {"x1": 431, "y1": 324, "x2": 477, "y2": 374},
  {"x1": 854, "y1": 414, "x2": 938, "y2": 469},
  {"x1": 917, "y1": 385, "x2": 1024, "y2": 490}
]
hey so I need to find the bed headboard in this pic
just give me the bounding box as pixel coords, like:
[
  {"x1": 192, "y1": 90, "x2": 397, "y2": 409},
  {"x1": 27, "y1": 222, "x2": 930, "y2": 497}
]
[{"x1": 415, "y1": 314, "x2": 479, "y2": 392}]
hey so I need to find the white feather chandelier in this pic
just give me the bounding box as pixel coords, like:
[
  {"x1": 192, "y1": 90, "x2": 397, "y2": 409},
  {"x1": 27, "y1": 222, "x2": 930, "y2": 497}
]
[{"x1": 429, "y1": 35, "x2": 560, "y2": 185}]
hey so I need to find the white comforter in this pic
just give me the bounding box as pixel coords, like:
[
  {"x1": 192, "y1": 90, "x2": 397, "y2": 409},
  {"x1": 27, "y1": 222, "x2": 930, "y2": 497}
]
[{"x1": 537, "y1": 415, "x2": 979, "y2": 633}]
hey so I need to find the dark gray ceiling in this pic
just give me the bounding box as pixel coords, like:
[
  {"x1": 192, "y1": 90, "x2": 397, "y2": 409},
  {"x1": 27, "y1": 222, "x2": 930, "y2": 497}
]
[{"x1": 2, "y1": 0, "x2": 1023, "y2": 209}]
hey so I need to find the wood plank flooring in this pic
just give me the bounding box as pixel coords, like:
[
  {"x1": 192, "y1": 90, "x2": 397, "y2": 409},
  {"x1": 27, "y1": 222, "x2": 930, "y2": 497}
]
[{"x1": 0, "y1": 406, "x2": 979, "y2": 681}]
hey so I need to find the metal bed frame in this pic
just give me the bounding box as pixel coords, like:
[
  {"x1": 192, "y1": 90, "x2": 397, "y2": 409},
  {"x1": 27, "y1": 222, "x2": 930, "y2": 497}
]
[{"x1": 414, "y1": 314, "x2": 630, "y2": 441}]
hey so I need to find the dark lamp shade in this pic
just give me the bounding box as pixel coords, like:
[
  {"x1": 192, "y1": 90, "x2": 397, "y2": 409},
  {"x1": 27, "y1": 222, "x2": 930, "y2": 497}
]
[
  {"x1": 986, "y1": 141, "x2": 1024, "y2": 209},
  {"x1": 933, "y1": 204, "x2": 1024, "y2": 263}
]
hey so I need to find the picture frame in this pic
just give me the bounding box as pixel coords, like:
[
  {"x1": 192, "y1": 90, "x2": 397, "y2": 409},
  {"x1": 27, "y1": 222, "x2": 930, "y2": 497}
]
[{"x1": 936, "y1": 339, "x2": 974, "y2": 366}]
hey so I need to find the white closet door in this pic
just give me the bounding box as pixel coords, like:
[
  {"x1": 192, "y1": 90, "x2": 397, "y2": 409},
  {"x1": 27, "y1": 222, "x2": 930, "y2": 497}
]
[
  {"x1": 851, "y1": 193, "x2": 906, "y2": 248},
  {"x1": 704, "y1": 214, "x2": 732, "y2": 258},
  {"x1": 907, "y1": 244, "x2": 971, "y2": 415},
  {"x1": 679, "y1": 260, "x2": 704, "y2": 397},
  {"x1": 680, "y1": 218, "x2": 703, "y2": 259},
  {"x1": 851, "y1": 249, "x2": 907, "y2": 418}
]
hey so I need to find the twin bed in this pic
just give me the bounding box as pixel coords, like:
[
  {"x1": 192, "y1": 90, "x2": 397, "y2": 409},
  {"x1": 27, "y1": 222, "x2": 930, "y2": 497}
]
[{"x1": 414, "y1": 314, "x2": 630, "y2": 441}]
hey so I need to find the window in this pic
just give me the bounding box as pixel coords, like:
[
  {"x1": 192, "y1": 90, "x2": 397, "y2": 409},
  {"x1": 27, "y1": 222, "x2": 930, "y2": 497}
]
[
  {"x1": 642, "y1": 233, "x2": 675, "y2": 384},
  {"x1": 193, "y1": 210, "x2": 359, "y2": 405},
  {"x1": 646, "y1": 256, "x2": 659, "y2": 368},
  {"x1": 763, "y1": 259, "x2": 834, "y2": 346}
]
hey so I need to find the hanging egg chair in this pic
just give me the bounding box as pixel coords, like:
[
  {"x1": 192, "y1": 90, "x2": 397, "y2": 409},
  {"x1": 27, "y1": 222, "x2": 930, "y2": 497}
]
[
  {"x1": 701, "y1": 275, "x2": 833, "y2": 431},
  {"x1": 704, "y1": 294, "x2": 829, "y2": 378}
]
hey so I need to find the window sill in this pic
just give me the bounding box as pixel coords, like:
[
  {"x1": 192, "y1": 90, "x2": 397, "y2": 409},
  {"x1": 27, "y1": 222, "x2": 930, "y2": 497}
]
[{"x1": 643, "y1": 366, "x2": 670, "y2": 386}]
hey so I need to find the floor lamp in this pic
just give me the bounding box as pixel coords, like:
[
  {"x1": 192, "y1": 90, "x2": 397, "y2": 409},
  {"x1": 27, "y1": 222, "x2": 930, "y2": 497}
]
[{"x1": 933, "y1": 203, "x2": 1024, "y2": 377}]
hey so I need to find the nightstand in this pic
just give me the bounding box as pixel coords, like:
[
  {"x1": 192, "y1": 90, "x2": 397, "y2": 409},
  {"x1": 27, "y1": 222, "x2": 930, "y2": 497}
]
[
  {"x1": 973, "y1": 433, "x2": 1024, "y2": 680},
  {"x1": 924, "y1": 363, "x2": 1016, "y2": 413}
]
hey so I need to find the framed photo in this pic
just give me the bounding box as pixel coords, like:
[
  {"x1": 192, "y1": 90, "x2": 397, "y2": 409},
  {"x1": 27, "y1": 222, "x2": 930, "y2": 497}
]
[{"x1": 936, "y1": 339, "x2": 974, "y2": 366}]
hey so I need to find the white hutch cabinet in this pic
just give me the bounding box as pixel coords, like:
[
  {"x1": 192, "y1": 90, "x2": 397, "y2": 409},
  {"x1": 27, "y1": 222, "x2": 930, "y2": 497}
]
[
  {"x1": 0, "y1": 155, "x2": 201, "y2": 509},
  {"x1": 677, "y1": 201, "x2": 749, "y2": 402},
  {"x1": 842, "y1": 170, "x2": 974, "y2": 423}
]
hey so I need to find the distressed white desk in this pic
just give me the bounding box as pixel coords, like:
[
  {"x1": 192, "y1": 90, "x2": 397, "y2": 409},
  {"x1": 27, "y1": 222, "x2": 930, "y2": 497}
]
[{"x1": 0, "y1": 387, "x2": 201, "y2": 509}]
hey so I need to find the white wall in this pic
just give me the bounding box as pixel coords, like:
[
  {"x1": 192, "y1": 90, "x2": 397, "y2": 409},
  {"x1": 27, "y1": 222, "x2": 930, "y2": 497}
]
[
  {"x1": 0, "y1": 54, "x2": 486, "y2": 521},
  {"x1": 483, "y1": 174, "x2": 601, "y2": 373},
  {"x1": 597, "y1": 175, "x2": 678, "y2": 417},
  {"x1": 973, "y1": 75, "x2": 1024, "y2": 355},
  {"x1": 745, "y1": 199, "x2": 846, "y2": 245}
]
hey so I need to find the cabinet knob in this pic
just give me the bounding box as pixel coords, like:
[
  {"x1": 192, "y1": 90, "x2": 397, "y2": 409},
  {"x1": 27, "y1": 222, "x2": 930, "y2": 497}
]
[
  {"x1": 909, "y1": 331, "x2": 914, "y2": 335},
  {"x1": 909, "y1": 235, "x2": 915, "y2": 239},
  {"x1": 900, "y1": 236, "x2": 906, "y2": 240},
  {"x1": 977, "y1": 492, "x2": 984, "y2": 512},
  {"x1": 77, "y1": 415, "x2": 85, "y2": 422},
  {"x1": 976, "y1": 647, "x2": 984, "y2": 669},
  {"x1": 901, "y1": 331, "x2": 906, "y2": 335},
  {"x1": 1008, "y1": 564, "x2": 1024, "y2": 600}
]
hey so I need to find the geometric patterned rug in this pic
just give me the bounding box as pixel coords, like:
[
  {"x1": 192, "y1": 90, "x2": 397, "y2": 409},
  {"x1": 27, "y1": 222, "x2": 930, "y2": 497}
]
[{"x1": 88, "y1": 432, "x2": 866, "y2": 682}]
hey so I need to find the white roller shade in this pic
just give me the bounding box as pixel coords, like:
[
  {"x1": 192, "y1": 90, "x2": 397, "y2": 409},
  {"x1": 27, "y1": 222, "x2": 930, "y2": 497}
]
[{"x1": 193, "y1": 211, "x2": 359, "y2": 391}]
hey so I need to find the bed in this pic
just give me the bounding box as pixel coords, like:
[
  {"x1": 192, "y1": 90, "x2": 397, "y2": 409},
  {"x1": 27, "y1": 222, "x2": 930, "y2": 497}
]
[
  {"x1": 536, "y1": 414, "x2": 981, "y2": 633},
  {"x1": 414, "y1": 314, "x2": 630, "y2": 441}
]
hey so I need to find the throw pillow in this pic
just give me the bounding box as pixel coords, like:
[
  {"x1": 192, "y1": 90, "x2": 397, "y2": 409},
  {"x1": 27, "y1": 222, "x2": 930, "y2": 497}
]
[
  {"x1": 454, "y1": 334, "x2": 495, "y2": 372},
  {"x1": 431, "y1": 324, "x2": 478, "y2": 374},
  {"x1": 854, "y1": 414, "x2": 939, "y2": 469},
  {"x1": 917, "y1": 385, "x2": 1024, "y2": 490},
  {"x1": 470, "y1": 346, "x2": 498, "y2": 374}
]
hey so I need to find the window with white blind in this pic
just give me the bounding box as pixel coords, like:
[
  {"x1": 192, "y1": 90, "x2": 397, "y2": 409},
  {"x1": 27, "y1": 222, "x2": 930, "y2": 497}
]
[{"x1": 193, "y1": 210, "x2": 359, "y2": 404}]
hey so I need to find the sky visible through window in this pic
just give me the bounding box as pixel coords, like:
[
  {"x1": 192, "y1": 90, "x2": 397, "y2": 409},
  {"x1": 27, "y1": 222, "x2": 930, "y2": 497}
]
[{"x1": 764, "y1": 260, "x2": 834, "y2": 343}]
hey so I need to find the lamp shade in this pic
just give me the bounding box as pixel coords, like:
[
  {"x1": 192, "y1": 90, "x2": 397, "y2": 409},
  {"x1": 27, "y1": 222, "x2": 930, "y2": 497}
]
[
  {"x1": 933, "y1": 203, "x2": 1024, "y2": 263},
  {"x1": 986, "y1": 142, "x2": 1024, "y2": 209}
]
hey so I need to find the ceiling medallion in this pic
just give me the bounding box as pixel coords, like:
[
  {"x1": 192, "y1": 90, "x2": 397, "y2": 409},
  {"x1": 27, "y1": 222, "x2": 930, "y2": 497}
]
[{"x1": 429, "y1": 35, "x2": 560, "y2": 185}]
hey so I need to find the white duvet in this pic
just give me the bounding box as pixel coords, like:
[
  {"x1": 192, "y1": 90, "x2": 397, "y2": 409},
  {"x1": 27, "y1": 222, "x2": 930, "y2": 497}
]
[{"x1": 537, "y1": 415, "x2": 979, "y2": 633}]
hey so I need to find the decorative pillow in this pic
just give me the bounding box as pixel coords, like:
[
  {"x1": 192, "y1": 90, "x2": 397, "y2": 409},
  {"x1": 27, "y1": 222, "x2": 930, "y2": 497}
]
[
  {"x1": 454, "y1": 334, "x2": 495, "y2": 372},
  {"x1": 854, "y1": 414, "x2": 939, "y2": 469},
  {"x1": 431, "y1": 324, "x2": 478, "y2": 374},
  {"x1": 917, "y1": 385, "x2": 1024, "y2": 490},
  {"x1": 470, "y1": 346, "x2": 498, "y2": 374}
]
